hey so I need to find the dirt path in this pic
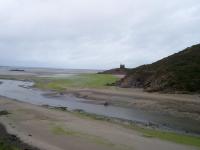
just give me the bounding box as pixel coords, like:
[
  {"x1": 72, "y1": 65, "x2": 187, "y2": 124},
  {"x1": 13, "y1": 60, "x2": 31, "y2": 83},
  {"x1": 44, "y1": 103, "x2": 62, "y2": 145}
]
[{"x1": 0, "y1": 97, "x2": 198, "y2": 150}]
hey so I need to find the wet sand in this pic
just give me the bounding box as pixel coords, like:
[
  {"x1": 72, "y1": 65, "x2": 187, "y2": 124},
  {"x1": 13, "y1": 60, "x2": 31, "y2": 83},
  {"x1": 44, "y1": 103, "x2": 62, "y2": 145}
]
[
  {"x1": 65, "y1": 88, "x2": 200, "y2": 121},
  {"x1": 0, "y1": 97, "x2": 198, "y2": 150}
]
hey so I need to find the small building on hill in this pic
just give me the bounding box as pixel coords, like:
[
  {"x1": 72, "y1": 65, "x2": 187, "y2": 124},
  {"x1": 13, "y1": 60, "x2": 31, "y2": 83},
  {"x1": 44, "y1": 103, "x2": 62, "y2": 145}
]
[
  {"x1": 99, "y1": 64, "x2": 128, "y2": 75},
  {"x1": 120, "y1": 64, "x2": 125, "y2": 69}
]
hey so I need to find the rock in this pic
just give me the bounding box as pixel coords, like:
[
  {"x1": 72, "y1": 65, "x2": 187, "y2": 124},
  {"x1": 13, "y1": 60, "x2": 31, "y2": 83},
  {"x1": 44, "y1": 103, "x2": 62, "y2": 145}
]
[
  {"x1": 59, "y1": 92, "x2": 64, "y2": 95},
  {"x1": 103, "y1": 102, "x2": 109, "y2": 106},
  {"x1": 73, "y1": 109, "x2": 84, "y2": 113}
]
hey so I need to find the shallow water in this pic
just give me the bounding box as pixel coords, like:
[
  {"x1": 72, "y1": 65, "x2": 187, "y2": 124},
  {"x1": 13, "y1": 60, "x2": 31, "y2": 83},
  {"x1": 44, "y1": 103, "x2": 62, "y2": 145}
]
[{"x1": 0, "y1": 79, "x2": 200, "y2": 135}]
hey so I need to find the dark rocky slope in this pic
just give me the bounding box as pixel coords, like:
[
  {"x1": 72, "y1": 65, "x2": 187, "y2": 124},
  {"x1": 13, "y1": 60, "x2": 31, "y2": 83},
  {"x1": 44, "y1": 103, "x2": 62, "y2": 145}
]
[
  {"x1": 117, "y1": 44, "x2": 200, "y2": 93},
  {"x1": 0, "y1": 111, "x2": 39, "y2": 150}
]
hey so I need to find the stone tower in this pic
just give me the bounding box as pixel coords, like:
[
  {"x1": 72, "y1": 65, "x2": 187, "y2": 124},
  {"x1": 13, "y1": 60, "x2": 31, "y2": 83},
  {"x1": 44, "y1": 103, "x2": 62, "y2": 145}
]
[{"x1": 120, "y1": 64, "x2": 125, "y2": 69}]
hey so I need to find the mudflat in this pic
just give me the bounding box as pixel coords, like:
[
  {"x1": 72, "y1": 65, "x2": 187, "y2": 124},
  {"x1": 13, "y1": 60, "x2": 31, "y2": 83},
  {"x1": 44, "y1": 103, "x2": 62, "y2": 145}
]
[
  {"x1": 0, "y1": 97, "x2": 198, "y2": 150},
  {"x1": 64, "y1": 87, "x2": 200, "y2": 120}
]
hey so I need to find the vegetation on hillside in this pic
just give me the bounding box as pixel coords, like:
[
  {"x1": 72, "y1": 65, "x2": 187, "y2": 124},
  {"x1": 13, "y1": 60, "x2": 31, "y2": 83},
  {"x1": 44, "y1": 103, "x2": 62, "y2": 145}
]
[
  {"x1": 118, "y1": 44, "x2": 200, "y2": 93},
  {"x1": 99, "y1": 66, "x2": 129, "y2": 75}
]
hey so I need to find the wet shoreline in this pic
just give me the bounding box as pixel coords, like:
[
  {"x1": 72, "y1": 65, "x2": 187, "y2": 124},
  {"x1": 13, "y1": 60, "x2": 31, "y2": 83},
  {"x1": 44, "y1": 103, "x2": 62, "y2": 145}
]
[{"x1": 0, "y1": 79, "x2": 200, "y2": 136}]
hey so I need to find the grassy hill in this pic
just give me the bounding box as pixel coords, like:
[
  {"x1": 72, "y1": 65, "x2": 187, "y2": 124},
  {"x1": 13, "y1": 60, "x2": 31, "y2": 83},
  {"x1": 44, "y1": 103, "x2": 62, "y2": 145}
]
[{"x1": 118, "y1": 44, "x2": 200, "y2": 93}]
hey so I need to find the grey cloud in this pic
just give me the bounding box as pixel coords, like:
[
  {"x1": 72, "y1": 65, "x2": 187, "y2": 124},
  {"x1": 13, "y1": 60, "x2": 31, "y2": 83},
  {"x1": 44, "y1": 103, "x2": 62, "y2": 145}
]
[{"x1": 0, "y1": 0, "x2": 200, "y2": 69}]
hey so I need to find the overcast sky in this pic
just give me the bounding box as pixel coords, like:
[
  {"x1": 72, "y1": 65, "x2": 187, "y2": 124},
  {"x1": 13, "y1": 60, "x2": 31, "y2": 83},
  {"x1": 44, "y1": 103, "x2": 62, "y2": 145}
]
[{"x1": 0, "y1": 0, "x2": 199, "y2": 69}]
